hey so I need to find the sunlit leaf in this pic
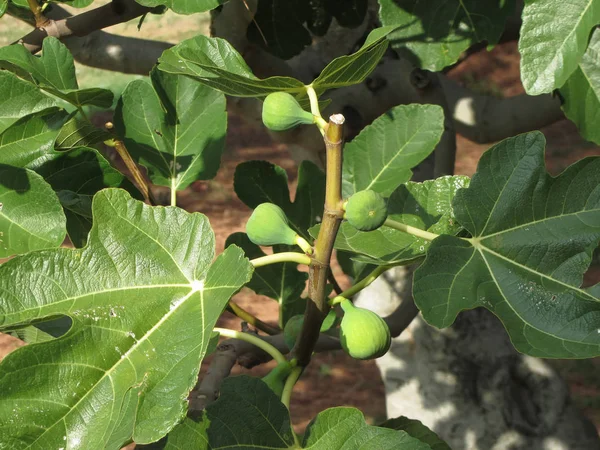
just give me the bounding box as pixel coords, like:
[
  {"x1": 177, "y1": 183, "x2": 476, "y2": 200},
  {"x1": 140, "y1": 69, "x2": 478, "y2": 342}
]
[
  {"x1": 0, "y1": 189, "x2": 253, "y2": 447},
  {"x1": 414, "y1": 132, "x2": 600, "y2": 358}
]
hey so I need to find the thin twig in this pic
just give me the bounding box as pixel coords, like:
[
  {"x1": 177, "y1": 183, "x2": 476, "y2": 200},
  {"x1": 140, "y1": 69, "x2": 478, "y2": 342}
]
[{"x1": 226, "y1": 302, "x2": 280, "y2": 335}]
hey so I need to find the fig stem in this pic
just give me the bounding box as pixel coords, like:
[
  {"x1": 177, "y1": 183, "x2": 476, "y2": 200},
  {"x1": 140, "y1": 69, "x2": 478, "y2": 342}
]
[
  {"x1": 293, "y1": 114, "x2": 345, "y2": 367},
  {"x1": 250, "y1": 252, "x2": 311, "y2": 268},
  {"x1": 294, "y1": 235, "x2": 314, "y2": 255},
  {"x1": 383, "y1": 218, "x2": 440, "y2": 241},
  {"x1": 214, "y1": 327, "x2": 286, "y2": 365},
  {"x1": 329, "y1": 265, "x2": 392, "y2": 306},
  {"x1": 281, "y1": 365, "x2": 303, "y2": 410},
  {"x1": 226, "y1": 301, "x2": 280, "y2": 335},
  {"x1": 306, "y1": 85, "x2": 327, "y2": 135}
]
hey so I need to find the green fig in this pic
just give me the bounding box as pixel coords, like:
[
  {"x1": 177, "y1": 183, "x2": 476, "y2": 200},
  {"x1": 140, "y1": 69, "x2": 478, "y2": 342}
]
[
  {"x1": 283, "y1": 315, "x2": 304, "y2": 350},
  {"x1": 344, "y1": 190, "x2": 388, "y2": 231},
  {"x1": 339, "y1": 299, "x2": 391, "y2": 360},
  {"x1": 261, "y1": 361, "x2": 293, "y2": 398},
  {"x1": 246, "y1": 203, "x2": 297, "y2": 246},
  {"x1": 262, "y1": 92, "x2": 315, "y2": 131},
  {"x1": 246, "y1": 203, "x2": 313, "y2": 253}
]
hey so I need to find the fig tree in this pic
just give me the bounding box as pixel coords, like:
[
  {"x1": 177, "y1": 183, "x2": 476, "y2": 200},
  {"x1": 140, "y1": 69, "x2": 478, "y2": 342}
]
[
  {"x1": 262, "y1": 92, "x2": 315, "y2": 131},
  {"x1": 339, "y1": 299, "x2": 391, "y2": 360},
  {"x1": 343, "y1": 190, "x2": 388, "y2": 231}
]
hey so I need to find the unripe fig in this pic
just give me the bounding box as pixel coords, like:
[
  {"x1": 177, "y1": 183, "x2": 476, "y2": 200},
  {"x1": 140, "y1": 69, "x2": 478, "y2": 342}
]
[
  {"x1": 262, "y1": 92, "x2": 315, "y2": 131},
  {"x1": 246, "y1": 203, "x2": 297, "y2": 246},
  {"x1": 344, "y1": 190, "x2": 388, "y2": 231},
  {"x1": 262, "y1": 361, "x2": 292, "y2": 398},
  {"x1": 283, "y1": 315, "x2": 304, "y2": 350},
  {"x1": 339, "y1": 299, "x2": 391, "y2": 360}
]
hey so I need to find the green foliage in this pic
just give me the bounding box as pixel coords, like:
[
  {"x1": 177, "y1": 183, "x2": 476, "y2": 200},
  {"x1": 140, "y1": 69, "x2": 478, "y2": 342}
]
[
  {"x1": 339, "y1": 299, "x2": 391, "y2": 360},
  {"x1": 283, "y1": 314, "x2": 305, "y2": 350},
  {"x1": 414, "y1": 132, "x2": 600, "y2": 358},
  {"x1": 560, "y1": 27, "x2": 600, "y2": 145},
  {"x1": 262, "y1": 92, "x2": 315, "y2": 131},
  {"x1": 0, "y1": 190, "x2": 252, "y2": 448},
  {"x1": 261, "y1": 361, "x2": 293, "y2": 398},
  {"x1": 519, "y1": 0, "x2": 600, "y2": 95},
  {"x1": 114, "y1": 68, "x2": 226, "y2": 191},
  {"x1": 344, "y1": 190, "x2": 388, "y2": 231},
  {"x1": 380, "y1": 417, "x2": 451, "y2": 450},
  {"x1": 378, "y1": 0, "x2": 515, "y2": 70},
  {"x1": 134, "y1": 0, "x2": 224, "y2": 14}
]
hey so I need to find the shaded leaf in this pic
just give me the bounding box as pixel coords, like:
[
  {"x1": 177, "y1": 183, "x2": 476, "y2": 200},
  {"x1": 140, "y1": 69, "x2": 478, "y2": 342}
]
[
  {"x1": 134, "y1": 0, "x2": 224, "y2": 14},
  {"x1": 519, "y1": 0, "x2": 600, "y2": 95},
  {"x1": 318, "y1": 176, "x2": 468, "y2": 265},
  {"x1": 248, "y1": 0, "x2": 312, "y2": 59},
  {"x1": 560, "y1": 27, "x2": 600, "y2": 145},
  {"x1": 414, "y1": 132, "x2": 600, "y2": 358},
  {"x1": 0, "y1": 37, "x2": 113, "y2": 107},
  {"x1": 325, "y1": 0, "x2": 367, "y2": 28},
  {"x1": 0, "y1": 189, "x2": 253, "y2": 447},
  {"x1": 379, "y1": 0, "x2": 514, "y2": 71},
  {"x1": 0, "y1": 164, "x2": 66, "y2": 258},
  {"x1": 342, "y1": 104, "x2": 444, "y2": 198},
  {"x1": 312, "y1": 26, "x2": 396, "y2": 93},
  {"x1": 158, "y1": 35, "x2": 305, "y2": 97},
  {"x1": 380, "y1": 417, "x2": 451, "y2": 450},
  {"x1": 0, "y1": 109, "x2": 68, "y2": 170},
  {"x1": 36, "y1": 147, "x2": 140, "y2": 247},
  {"x1": 0, "y1": 71, "x2": 58, "y2": 133},
  {"x1": 226, "y1": 232, "x2": 307, "y2": 327},
  {"x1": 162, "y1": 377, "x2": 431, "y2": 449},
  {"x1": 54, "y1": 116, "x2": 111, "y2": 150},
  {"x1": 234, "y1": 160, "x2": 325, "y2": 239},
  {"x1": 114, "y1": 69, "x2": 226, "y2": 190}
]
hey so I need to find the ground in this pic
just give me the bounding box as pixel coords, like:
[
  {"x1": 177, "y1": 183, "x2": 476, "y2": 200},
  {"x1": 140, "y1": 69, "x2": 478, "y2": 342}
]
[{"x1": 0, "y1": 11, "x2": 599, "y2": 438}]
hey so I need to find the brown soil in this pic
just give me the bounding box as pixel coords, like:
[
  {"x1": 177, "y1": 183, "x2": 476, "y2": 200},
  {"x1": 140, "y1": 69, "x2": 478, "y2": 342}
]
[{"x1": 1, "y1": 41, "x2": 599, "y2": 437}]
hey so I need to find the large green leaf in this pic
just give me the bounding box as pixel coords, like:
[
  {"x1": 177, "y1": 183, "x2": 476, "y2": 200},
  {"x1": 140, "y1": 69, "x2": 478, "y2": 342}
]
[
  {"x1": 114, "y1": 69, "x2": 226, "y2": 191},
  {"x1": 247, "y1": 0, "x2": 312, "y2": 59},
  {"x1": 234, "y1": 160, "x2": 325, "y2": 239},
  {"x1": 0, "y1": 109, "x2": 68, "y2": 170},
  {"x1": 158, "y1": 35, "x2": 305, "y2": 97},
  {"x1": 519, "y1": 0, "x2": 600, "y2": 95},
  {"x1": 414, "y1": 132, "x2": 600, "y2": 358},
  {"x1": 311, "y1": 26, "x2": 396, "y2": 93},
  {"x1": 226, "y1": 232, "x2": 307, "y2": 327},
  {"x1": 560, "y1": 27, "x2": 600, "y2": 145},
  {"x1": 380, "y1": 417, "x2": 451, "y2": 450},
  {"x1": 161, "y1": 376, "x2": 432, "y2": 449},
  {"x1": 134, "y1": 0, "x2": 224, "y2": 14},
  {"x1": 0, "y1": 37, "x2": 113, "y2": 108},
  {"x1": 314, "y1": 176, "x2": 468, "y2": 265},
  {"x1": 0, "y1": 71, "x2": 58, "y2": 134},
  {"x1": 378, "y1": 0, "x2": 514, "y2": 71},
  {"x1": 36, "y1": 147, "x2": 140, "y2": 247},
  {"x1": 342, "y1": 104, "x2": 444, "y2": 198},
  {"x1": 0, "y1": 164, "x2": 66, "y2": 258},
  {"x1": 0, "y1": 189, "x2": 253, "y2": 448}
]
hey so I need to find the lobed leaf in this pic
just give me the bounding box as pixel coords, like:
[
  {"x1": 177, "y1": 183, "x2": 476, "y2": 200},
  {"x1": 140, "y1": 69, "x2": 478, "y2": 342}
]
[
  {"x1": 114, "y1": 69, "x2": 227, "y2": 191},
  {"x1": 414, "y1": 132, "x2": 600, "y2": 358},
  {"x1": 0, "y1": 164, "x2": 66, "y2": 258},
  {"x1": 0, "y1": 189, "x2": 253, "y2": 448},
  {"x1": 560, "y1": 27, "x2": 600, "y2": 145},
  {"x1": 378, "y1": 0, "x2": 515, "y2": 71},
  {"x1": 519, "y1": 0, "x2": 600, "y2": 95},
  {"x1": 0, "y1": 37, "x2": 113, "y2": 108},
  {"x1": 54, "y1": 116, "x2": 111, "y2": 151},
  {"x1": 342, "y1": 104, "x2": 445, "y2": 198}
]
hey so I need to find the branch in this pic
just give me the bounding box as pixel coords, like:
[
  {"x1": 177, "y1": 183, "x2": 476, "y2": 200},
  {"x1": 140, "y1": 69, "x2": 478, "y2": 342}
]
[
  {"x1": 15, "y1": 0, "x2": 153, "y2": 54},
  {"x1": 439, "y1": 75, "x2": 564, "y2": 144}
]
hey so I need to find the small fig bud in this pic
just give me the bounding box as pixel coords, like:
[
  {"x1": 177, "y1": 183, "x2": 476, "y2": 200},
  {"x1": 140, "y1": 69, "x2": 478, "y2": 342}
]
[
  {"x1": 261, "y1": 361, "x2": 292, "y2": 398},
  {"x1": 246, "y1": 203, "x2": 297, "y2": 247},
  {"x1": 344, "y1": 190, "x2": 388, "y2": 231},
  {"x1": 339, "y1": 299, "x2": 391, "y2": 360},
  {"x1": 262, "y1": 92, "x2": 315, "y2": 131}
]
